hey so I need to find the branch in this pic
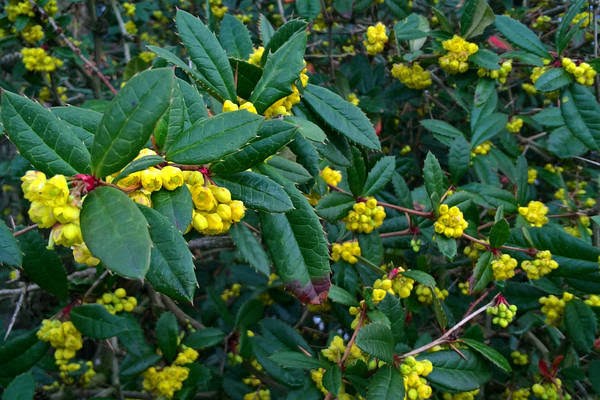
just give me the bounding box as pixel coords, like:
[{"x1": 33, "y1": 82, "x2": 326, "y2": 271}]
[{"x1": 0, "y1": 269, "x2": 96, "y2": 299}]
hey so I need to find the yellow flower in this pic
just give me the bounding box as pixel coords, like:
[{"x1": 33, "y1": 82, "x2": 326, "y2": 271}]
[
  {"x1": 391, "y1": 63, "x2": 432, "y2": 89},
  {"x1": 331, "y1": 241, "x2": 361, "y2": 264},
  {"x1": 320, "y1": 166, "x2": 342, "y2": 187},
  {"x1": 140, "y1": 168, "x2": 163, "y2": 192},
  {"x1": 434, "y1": 204, "x2": 468, "y2": 239},
  {"x1": 521, "y1": 250, "x2": 558, "y2": 280},
  {"x1": 248, "y1": 47, "x2": 264, "y2": 66},
  {"x1": 123, "y1": 2, "x2": 135, "y2": 17},
  {"x1": 506, "y1": 116, "x2": 523, "y2": 133},
  {"x1": 363, "y1": 22, "x2": 388, "y2": 55},
  {"x1": 439, "y1": 35, "x2": 478, "y2": 74},
  {"x1": 21, "y1": 24, "x2": 44, "y2": 44},
  {"x1": 21, "y1": 47, "x2": 63, "y2": 72},
  {"x1": 161, "y1": 166, "x2": 184, "y2": 191},
  {"x1": 492, "y1": 254, "x2": 518, "y2": 281},
  {"x1": 124, "y1": 20, "x2": 137, "y2": 35},
  {"x1": 518, "y1": 200, "x2": 548, "y2": 227}
]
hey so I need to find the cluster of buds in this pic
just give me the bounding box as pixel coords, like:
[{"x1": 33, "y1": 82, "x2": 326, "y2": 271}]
[
  {"x1": 342, "y1": 197, "x2": 386, "y2": 234},
  {"x1": 434, "y1": 204, "x2": 468, "y2": 239},
  {"x1": 539, "y1": 292, "x2": 573, "y2": 326},
  {"x1": 37, "y1": 319, "x2": 85, "y2": 382},
  {"x1": 331, "y1": 240, "x2": 361, "y2": 264},
  {"x1": 471, "y1": 141, "x2": 492, "y2": 157},
  {"x1": 96, "y1": 288, "x2": 137, "y2": 314},
  {"x1": 222, "y1": 99, "x2": 258, "y2": 114},
  {"x1": 505, "y1": 116, "x2": 523, "y2": 133},
  {"x1": 487, "y1": 298, "x2": 518, "y2": 328},
  {"x1": 439, "y1": 35, "x2": 478, "y2": 74},
  {"x1": 561, "y1": 57, "x2": 596, "y2": 86},
  {"x1": 521, "y1": 250, "x2": 559, "y2": 280},
  {"x1": 518, "y1": 200, "x2": 549, "y2": 227},
  {"x1": 400, "y1": 356, "x2": 434, "y2": 400},
  {"x1": 492, "y1": 254, "x2": 518, "y2": 281},
  {"x1": 477, "y1": 60, "x2": 512, "y2": 84},
  {"x1": 363, "y1": 22, "x2": 388, "y2": 55},
  {"x1": 415, "y1": 284, "x2": 448, "y2": 305},
  {"x1": 189, "y1": 182, "x2": 245, "y2": 235},
  {"x1": 320, "y1": 166, "x2": 343, "y2": 187},
  {"x1": 391, "y1": 63, "x2": 432, "y2": 89},
  {"x1": 21, "y1": 47, "x2": 63, "y2": 72},
  {"x1": 142, "y1": 346, "x2": 198, "y2": 399}
]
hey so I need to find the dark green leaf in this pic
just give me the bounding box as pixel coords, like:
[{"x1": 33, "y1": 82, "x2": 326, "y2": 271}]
[
  {"x1": 112, "y1": 155, "x2": 165, "y2": 184},
  {"x1": 531, "y1": 107, "x2": 564, "y2": 127},
  {"x1": 315, "y1": 192, "x2": 355, "y2": 221},
  {"x1": 2, "y1": 373, "x2": 35, "y2": 400},
  {"x1": 0, "y1": 331, "x2": 49, "y2": 379},
  {"x1": 120, "y1": 353, "x2": 162, "y2": 377},
  {"x1": 494, "y1": 15, "x2": 549, "y2": 58},
  {"x1": 91, "y1": 68, "x2": 174, "y2": 177},
  {"x1": 460, "y1": 0, "x2": 495, "y2": 39},
  {"x1": 356, "y1": 323, "x2": 394, "y2": 363},
  {"x1": 556, "y1": 0, "x2": 586, "y2": 54},
  {"x1": 151, "y1": 185, "x2": 193, "y2": 234},
  {"x1": 589, "y1": 360, "x2": 600, "y2": 394},
  {"x1": 402, "y1": 270, "x2": 436, "y2": 287},
  {"x1": 510, "y1": 227, "x2": 600, "y2": 262},
  {"x1": 436, "y1": 235, "x2": 457, "y2": 259},
  {"x1": 230, "y1": 59, "x2": 263, "y2": 100},
  {"x1": 561, "y1": 85, "x2": 600, "y2": 150},
  {"x1": 420, "y1": 119, "x2": 464, "y2": 147},
  {"x1": 219, "y1": 14, "x2": 253, "y2": 59},
  {"x1": 265, "y1": 156, "x2": 313, "y2": 184},
  {"x1": 176, "y1": 10, "x2": 236, "y2": 101},
  {"x1": 250, "y1": 31, "x2": 307, "y2": 113},
  {"x1": 303, "y1": 84, "x2": 380, "y2": 150},
  {"x1": 184, "y1": 328, "x2": 226, "y2": 349},
  {"x1": 377, "y1": 294, "x2": 405, "y2": 342},
  {"x1": 489, "y1": 219, "x2": 510, "y2": 248},
  {"x1": 347, "y1": 147, "x2": 367, "y2": 196},
  {"x1": 156, "y1": 312, "x2": 179, "y2": 363},
  {"x1": 70, "y1": 304, "x2": 127, "y2": 339},
  {"x1": 261, "y1": 20, "x2": 308, "y2": 65},
  {"x1": 363, "y1": 156, "x2": 396, "y2": 196},
  {"x1": 419, "y1": 350, "x2": 491, "y2": 391},
  {"x1": 52, "y1": 105, "x2": 101, "y2": 149},
  {"x1": 547, "y1": 127, "x2": 587, "y2": 158},
  {"x1": 472, "y1": 251, "x2": 493, "y2": 292},
  {"x1": 213, "y1": 171, "x2": 293, "y2": 213},
  {"x1": 1, "y1": 91, "x2": 90, "y2": 175},
  {"x1": 285, "y1": 116, "x2": 326, "y2": 142},
  {"x1": 535, "y1": 68, "x2": 572, "y2": 92},
  {"x1": 230, "y1": 223, "x2": 271, "y2": 276},
  {"x1": 564, "y1": 299, "x2": 597, "y2": 353},
  {"x1": 469, "y1": 49, "x2": 500, "y2": 70},
  {"x1": 323, "y1": 365, "x2": 342, "y2": 395},
  {"x1": 449, "y1": 136, "x2": 470, "y2": 183},
  {"x1": 81, "y1": 186, "x2": 151, "y2": 279},
  {"x1": 269, "y1": 352, "x2": 324, "y2": 369},
  {"x1": 515, "y1": 155, "x2": 528, "y2": 205},
  {"x1": 392, "y1": 173, "x2": 413, "y2": 208},
  {"x1": 296, "y1": 0, "x2": 321, "y2": 21},
  {"x1": 140, "y1": 205, "x2": 197, "y2": 303},
  {"x1": 179, "y1": 78, "x2": 208, "y2": 122},
  {"x1": 166, "y1": 111, "x2": 263, "y2": 164},
  {"x1": 423, "y1": 151, "x2": 445, "y2": 209},
  {"x1": 259, "y1": 14, "x2": 275, "y2": 46},
  {"x1": 234, "y1": 299, "x2": 264, "y2": 329},
  {"x1": 328, "y1": 284, "x2": 358, "y2": 306},
  {"x1": 359, "y1": 233, "x2": 383, "y2": 267},
  {"x1": 367, "y1": 365, "x2": 405, "y2": 400},
  {"x1": 471, "y1": 113, "x2": 507, "y2": 147},
  {"x1": 17, "y1": 230, "x2": 67, "y2": 299},
  {"x1": 461, "y1": 338, "x2": 511, "y2": 374},
  {"x1": 0, "y1": 220, "x2": 21, "y2": 267},
  {"x1": 394, "y1": 14, "x2": 429, "y2": 42}
]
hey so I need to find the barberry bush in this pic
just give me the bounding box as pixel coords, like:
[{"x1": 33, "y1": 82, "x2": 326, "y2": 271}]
[{"x1": 1, "y1": 0, "x2": 600, "y2": 399}]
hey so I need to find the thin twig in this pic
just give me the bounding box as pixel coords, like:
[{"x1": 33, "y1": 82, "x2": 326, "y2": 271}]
[
  {"x1": 82, "y1": 270, "x2": 110, "y2": 302},
  {"x1": 4, "y1": 286, "x2": 26, "y2": 340},
  {"x1": 161, "y1": 294, "x2": 204, "y2": 329},
  {"x1": 276, "y1": 0, "x2": 287, "y2": 23},
  {"x1": 12, "y1": 224, "x2": 38, "y2": 237},
  {"x1": 109, "y1": 0, "x2": 132, "y2": 62}
]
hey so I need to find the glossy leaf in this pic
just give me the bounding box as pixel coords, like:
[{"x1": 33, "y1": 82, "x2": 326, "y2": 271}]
[
  {"x1": 461, "y1": 338, "x2": 511, "y2": 374},
  {"x1": 489, "y1": 219, "x2": 510, "y2": 248},
  {"x1": 81, "y1": 186, "x2": 151, "y2": 279},
  {"x1": 0, "y1": 220, "x2": 21, "y2": 267},
  {"x1": 176, "y1": 10, "x2": 236, "y2": 101},
  {"x1": 471, "y1": 112, "x2": 507, "y2": 147},
  {"x1": 184, "y1": 328, "x2": 226, "y2": 349},
  {"x1": 265, "y1": 156, "x2": 313, "y2": 184},
  {"x1": 323, "y1": 365, "x2": 342, "y2": 395},
  {"x1": 303, "y1": 84, "x2": 380, "y2": 150},
  {"x1": 362, "y1": 156, "x2": 396, "y2": 196},
  {"x1": 367, "y1": 365, "x2": 405, "y2": 400},
  {"x1": 419, "y1": 350, "x2": 491, "y2": 391},
  {"x1": 52, "y1": 105, "x2": 101, "y2": 149},
  {"x1": 140, "y1": 205, "x2": 197, "y2": 303},
  {"x1": 561, "y1": 85, "x2": 600, "y2": 150},
  {"x1": 564, "y1": 299, "x2": 597, "y2": 353},
  {"x1": 230, "y1": 223, "x2": 271, "y2": 276},
  {"x1": 315, "y1": 192, "x2": 355, "y2": 221},
  {"x1": 328, "y1": 284, "x2": 358, "y2": 306},
  {"x1": 469, "y1": 49, "x2": 500, "y2": 70},
  {"x1": 151, "y1": 185, "x2": 193, "y2": 234},
  {"x1": 296, "y1": 0, "x2": 321, "y2": 21},
  {"x1": 460, "y1": 0, "x2": 494, "y2": 39},
  {"x1": 494, "y1": 15, "x2": 549, "y2": 59},
  {"x1": 2, "y1": 372, "x2": 35, "y2": 400},
  {"x1": 91, "y1": 68, "x2": 174, "y2": 177},
  {"x1": 261, "y1": 20, "x2": 308, "y2": 65},
  {"x1": 472, "y1": 251, "x2": 493, "y2": 292},
  {"x1": 1, "y1": 91, "x2": 90, "y2": 175},
  {"x1": 269, "y1": 351, "x2": 324, "y2": 369},
  {"x1": 219, "y1": 14, "x2": 253, "y2": 60},
  {"x1": 0, "y1": 331, "x2": 49, "y2": 379},
  {"x1": 403, "y1": 270, "x2": 436, "y2": 287},
  {"x1": 156, "y1": 312, "x2": 179, "y2": 363},
  {"x1": 285, "y1": 116, "x2": 326, "y2": 142},
  {"x1": 356, "y1": 323, "x2": 394, "y2": 363},
  {"x1": 424, "y1": 151, "x2": 445, "y2": 209},
  {"x1": 420, "y1": 119, "x2": 464, "y2": 147},
  {"x1": 534, "y1": 68, "x2": 572, "y2": 92},
  {"x1": 449, "y1": 136, "x2": 470, "y2": 183},
  {"x1": 70, "y1": 304, "x2": 127, "y2": 339},
  {"x1": 112, "y1": 155, "x2": 165, "y2": 184}
]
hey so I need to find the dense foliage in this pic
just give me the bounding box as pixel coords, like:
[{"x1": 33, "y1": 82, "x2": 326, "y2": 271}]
[{"x1": 1, "y1": 0, "x2": 600, "y2": 399}]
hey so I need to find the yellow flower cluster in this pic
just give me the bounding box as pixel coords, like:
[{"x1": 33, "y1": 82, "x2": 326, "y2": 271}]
[
  {"x1": 532, "y1": 379, "x2": 571, "y2": 400},
  {"x1": 248, "y1": 47, "x2": 264, "y2": 66},
  {"x1": 504, "y1": 388, "x2": 531, "y2": 400},
  {"x1": 458, "y1": 281, "x2": 470, "y2": 295},
  {"x1": 400, "y1": 356, "x2": 433, "y2": 400},
  {"x1": 320, "y1": 166, "x2": 342, "y2": 187},
  {"x1": 434, "y1": 204, "x2": 468, "y2": 239},
  {"x1": 561, "y1": 57, "x2": 596, "y2": 86},
  {"x1": 392, "y1": 269, "x2": 415, "y2": 298},
  {"x1": 39, "y1": 86, "x2": 68, "y2": 103},
  {"x1": 572, "y1": 11, "x2": 591, "y2": 28},
  {"x1": 96, "y1": 288, "x2": 137, "y2": 314},
  {"x1": 343, "y1": 197, "x2": 386, "y2": 234},
  {"x1": 123, "y1": 2, "x2": 135, "y2": 16},
  {"x1": 221, "y1": 283, "x2": 242, "y2": 301},
  {"x1": 243, "y1": 389, "x2": 271, "y2": 400},
  {"x1": 372, "y1": 277, "x2": 393, "y2": 304},
  {"x1": 331, "y1": 240, "x2": 361, "y2": 264},
  {"x1": 442, "y1": 389, "x2": 480, "y2": 400},
  {"x1": 477, "y1": 60, "x2": 512, "y2": 84},
  {"x1": 21, "y1": 47, "x2": 63, "y2": 72},
  {"x1": 391, "y1": 63, "x2": 432, "y2": 89},
  {"x1": 263, "y1": 64, "x2": 309, "y2": 118},
  {"x1": 518, "y1": 200, "x2": 548, "y2": 227},
  {"x1": 210, "y1": 0, "x2": 228, "y2": 19},
  {"x1": 143, "y1": 347, "x2": 198, "y2": 398},
  {"x1": 439, "y1": 35, "x2": 478, "y2": 74},
  {"x1": 222, "y1": 99, "x2": 258, "y2": 114},
  {"x1": 45, "y1": 0, "x2": 58, "y2": 15},
  {"x1": 585, "y1": 294, "x2": 600, "y2": 307},
  {"x1": 544, "y1": 163, "x2": 563, "y2": 174},
  {"x1": 37, "y1": 319, "x2": 83, "y2": 379},
  {"x1": 190, "y1": 183, "x2": 245, "y2": 235},
  {"x1": 415, "y1": 284, "x2": 448, "y2": 305},
  {"x1": 7, "y1": 0, "x2": 34, "y2": 21},
  {"x1": 486, "y1": 302, "x2": 517, "y2": 327},
  {"x1": 510, "y1": 350, "x2": 528, "y2": 366},
  {"x1": 492, "y1": 254, "x2": 518, "y2": 281},
  {"x1": 463, "y1": 242, "x2": 486, "y2": 260},
  {"x1": 528, "y1": 168, "x2": 537, "y2": 184},
  {"x1": 21, "y1": 24, "x2": 44, "y2": 44},
  {"x1": 506, "y1": 116, "x2": 523, "y2": 133},
  {"x1": 532, "y1": 15, "x2": 551, "y2": 30},
  {"x1": 539, "y1": 292, "x2": 573, "y2": 326},
  {"x1": 139, "y1": 51, "x2": 156, "y2": 63},
  {"x1": 363, "y1": 22, "x2": 388, "y2": 55},
  {"x1": 471, "y1": 141, "x2": 492, "y2": 157},
  {"x1": 521, "y1": 250, "x2": 559, "y2": 280},
  {"x1": 346, "y1": 93, "x2": 360, "y2": 105},
  {"x1": 322, "y1": 335, "x2": 365, "y2": 364}
]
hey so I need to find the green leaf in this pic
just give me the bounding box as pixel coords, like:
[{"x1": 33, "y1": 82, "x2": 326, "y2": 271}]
[
  {"x1": 420, "y1": 119, "x2": 464, "y2": 147},
  {"x1": 315, "y1": 192, "x2": 355, "y2": 221},
  {"x1": 250, "y1": 31, "x2": 307, "y2": 113},
  {"x1": 213, "y1": 171, "x2": 293, "y2": 213},
  {"x1": 269, "y1": 351, "x2": 324, "y2": 369},
  {"x1": 423, "y1": 151, "x2": 445, "y2": 209},
  {"x1": 347, "y1": 147, "x2": 367, "y2": 196},
  {"x1": 184, "y1": 328, "x2": 226, "y2": 349},
  {"x1": 494, "y1": 15, "x2": 549, "y2": 59},
  {"x1": 70, "y1": 304, "x2": 127, "y2": 339},
  {"x1": 435, "y1": 235, "x2": 457, "y2": 259},
  {"x1": 356, "y1": 323, "x2": 394, "y2": 363},
  {"x1": 296, "y1": 0, "x2": 321, "y2": 21},
  {"x1": 261, "y1": 20, "x2": 308, "y2": 65},
  {"x1": 535, "y1": 68, "x2": 572, "y2": 92},
  {"x1": 230, "y1": 223, "x2": 271, "y2": 276},
  {"x1": 461, "y1": 338, "x2": 511, "y2": 374},
  {"x1": 472, "y1": 251, "x2": 493, "y2": 292},
  {"x1": 230, "y1": 59, "x2": 263, "y2": 100},
  {"x1": 392, "y1": 173, "x2": 413, "y2": 208},
  {"x1": 52, "y1": 105, "x2": 101, "y2": 149},
  {"x1": 323, "y1": 365, "x2": 342, "y2": 395},
  {"x1": 547, "y1": 127, "x2": 587, "y2": 158},
  {"x1": 0, "y1": 331, "x2": 49, "y2": 379},
  {"x1": 17, "y1": 230, "x2": 67, "y2": 299},
  {"x1": 259, "y1": 14, "x2": 275, "y2": 46},
  {"x1": 419, "y1": 350, "x2": 491, "y2": 391},
  {"x1": 139, "y1": 205, "x2": 197, "y2": 303},
  {"x1": 367, "y1": 365, "x2": 405, "y2": 400},
  {"x1": 460, "y1": 0, "x2": 495, "y2": 39},
  {"x1": 303, "y1": 84, "x2": 380, "y2": 150},
  {"x1": 156, "y1": 79, "x2": 186, "y2": 151},
  {"x1": 235, "y1": 299, "x2": 264, "y2": 330},
  {"x1": 362, "y1": 156, "x2": 396, "y2": 196},
  {"x1": 402, "y1": 270, "x2": 436, "y2": 287},
  {"x1": 556, "y1": 0, "x2": 586, "y2": 54},
  {"x1": 1, "y1": 91, "x2": 90, "y2": 176},
  {"x1": 449, "y1": 136, "x2": 470, "y2": 183},
  {"x1": 394, "y1": 14, "x2": 429, "y2": 42},
  {"x1": 179, "y1": 78, "x2": 208, "y2": 122},
  {"x1": 561, "y1": 85, "x2": 600, "y2": 150},
  {"x1": 211, "y1": 119, "x2": 297, "y2": 174},
  {"x1": 259, "y1": 172, "x2": 330, "y2": 304},
  {"x1": 112, "y1": 155, "x2": 165, "y2": 184},
  {"x1": 515, "y1": 155, "x2": 528, "y2": 205},
  {"x1": 2, "y1": 373, "x2": 35, "y2": 400},
  {"x1": 328, "y1": 284, "x2": 358, "y2": 306},
  {"x1": 81, "y1": 186, "x2": 151, "y2": 279},
  {"x1": 564, "y1": 299, "x2": 597, "y2": 353},
  {"x1": 91, "y1": 68, "x2": 174, "y2": 177},
  {"x1": 489, "y1": 219, "x2": 510, "y2": 248},
  {"x1": 469, "y1": 49, "x2": 500, "y2": 70},
  {"x1": 151, "y1": 185, "x2": 193, "y2": 234},
  {"x1": 285, "y1": 116, "x2": 326, "y2": 142},
  {"x1": 0, "y1": 220, "x2": 21, "y2": 267},
  {"x1": 265, "y1": 156, "x2": 313, "y2": 184},
  {"x1": 166, "y1": 111, "x2": 263, "y2": 164},
  {"x1": 219, "y1": 14, "x2": 253, "y2": 60},
  {"x1": 377, "y1": 294, "x2": 405, "y2": 342},
  {"x1": 176, "y1": 10, "x2": 236, "y2": 101},
  {"x1": 156, "y1": 312, "x2": 179, "y2": 363},
  {"x1": 120, "y1": 353, "x2": 162, "y2": 377},
  {"x1": 531, "y1": 107, "x2": 564, "y2": 127},
  {"x1": 471, "y1": 113, "x2": 507, "y2": 147}
]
